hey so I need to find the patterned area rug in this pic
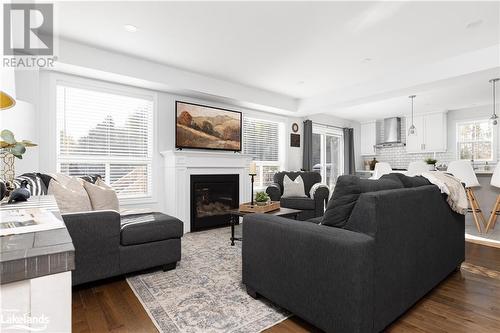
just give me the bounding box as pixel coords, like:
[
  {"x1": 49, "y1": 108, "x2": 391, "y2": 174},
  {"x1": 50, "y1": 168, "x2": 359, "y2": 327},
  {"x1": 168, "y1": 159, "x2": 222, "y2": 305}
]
[{"x1": 127, "y1": 227, "x2": 290, "y2": 333}]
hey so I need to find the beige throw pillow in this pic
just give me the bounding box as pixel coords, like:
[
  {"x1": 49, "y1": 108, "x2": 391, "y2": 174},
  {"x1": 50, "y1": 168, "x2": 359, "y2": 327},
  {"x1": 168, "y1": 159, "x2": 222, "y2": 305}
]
[
  {"x1": 48, "y1": 177, "x2": 92, "y2": 214},
  {"x1": 83, "y1": 179, "x2": 120, "y2": 212},
  {"x1": 282, "y1": 175, "x2": 307, "y2": 198}
]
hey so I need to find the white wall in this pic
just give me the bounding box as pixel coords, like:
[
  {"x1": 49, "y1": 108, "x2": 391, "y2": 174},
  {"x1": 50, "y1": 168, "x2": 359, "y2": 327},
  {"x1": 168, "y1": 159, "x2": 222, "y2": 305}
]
[{"x1": 0, "y1": 70, "x2": 41, "y2": 175}]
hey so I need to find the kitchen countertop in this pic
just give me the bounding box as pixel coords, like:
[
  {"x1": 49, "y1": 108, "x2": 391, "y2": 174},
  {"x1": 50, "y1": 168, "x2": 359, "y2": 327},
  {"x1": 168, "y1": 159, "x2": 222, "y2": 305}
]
[{"x1": 0, "y1": 196, "x2": 75, "y2": 284}]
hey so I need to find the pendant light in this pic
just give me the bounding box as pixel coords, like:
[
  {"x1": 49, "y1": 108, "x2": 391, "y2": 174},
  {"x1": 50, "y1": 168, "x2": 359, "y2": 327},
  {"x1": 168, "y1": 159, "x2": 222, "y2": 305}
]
[
  {"x1": 408, "y1": 95, "x2": 417, "y2": 136},
  {"x1": 490, "y1": 78, "x2": 499, "y2": 126}
]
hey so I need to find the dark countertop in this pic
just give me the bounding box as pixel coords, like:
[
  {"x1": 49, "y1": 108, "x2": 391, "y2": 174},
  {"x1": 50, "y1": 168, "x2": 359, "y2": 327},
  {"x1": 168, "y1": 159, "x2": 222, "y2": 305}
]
[{"x1": 0, "y1": 196, "x2": 75, "y2": 284}]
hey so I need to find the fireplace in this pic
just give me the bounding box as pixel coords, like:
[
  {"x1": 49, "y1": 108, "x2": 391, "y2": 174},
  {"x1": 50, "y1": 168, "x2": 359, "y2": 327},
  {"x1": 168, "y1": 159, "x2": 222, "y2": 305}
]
[{"x1": 190, "y1": 174, "x2": 239, "y2": 231}]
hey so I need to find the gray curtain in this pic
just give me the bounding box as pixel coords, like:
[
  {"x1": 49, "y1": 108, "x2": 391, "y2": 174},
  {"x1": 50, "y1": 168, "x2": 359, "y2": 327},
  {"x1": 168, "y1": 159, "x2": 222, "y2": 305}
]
[
  {"x1": 302, "y1": 120, "x2": 313, "y2": 171},
  {"x1": 343, "y1": 128, "x2": 355, "y2": 175}
]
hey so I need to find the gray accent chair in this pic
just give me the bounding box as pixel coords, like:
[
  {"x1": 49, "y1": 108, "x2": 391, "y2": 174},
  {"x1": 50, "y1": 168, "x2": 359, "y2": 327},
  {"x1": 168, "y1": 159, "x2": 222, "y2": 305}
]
[
  {"x1": 243, "y1": 185, "x2": 465, "y2": 332},
  {"x1": 266, "y1": 171, "x2": 329, "y2": 220}
]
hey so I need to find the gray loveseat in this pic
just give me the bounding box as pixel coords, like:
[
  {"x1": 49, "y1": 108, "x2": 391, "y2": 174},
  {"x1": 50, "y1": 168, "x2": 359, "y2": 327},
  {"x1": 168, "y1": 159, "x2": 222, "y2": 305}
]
[
  {"x1": 243, "y1": 178, "x2": 465, "y2": 332},
  {"x1": 266, "y1": 171, "x2": 329, "y2": 220}
]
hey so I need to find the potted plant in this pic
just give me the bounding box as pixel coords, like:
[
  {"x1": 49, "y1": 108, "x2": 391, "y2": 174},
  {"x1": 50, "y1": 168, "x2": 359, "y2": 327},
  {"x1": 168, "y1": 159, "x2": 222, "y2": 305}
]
[
  {"x1": 0, "y1": 129, "x2": 37, "y2": 182},
  {"x1": 255, "y1": 191, "x2": 270, "y2": 206},
  {"x1": 424, "y1": 158, "x2": 437, "y2": 171}
]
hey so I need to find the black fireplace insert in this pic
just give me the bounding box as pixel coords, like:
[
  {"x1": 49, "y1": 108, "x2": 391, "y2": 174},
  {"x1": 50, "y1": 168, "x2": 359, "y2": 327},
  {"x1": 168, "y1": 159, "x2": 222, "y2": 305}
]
[{"x1": 190, "y1": 174, "x2": 239, "y2": 231}]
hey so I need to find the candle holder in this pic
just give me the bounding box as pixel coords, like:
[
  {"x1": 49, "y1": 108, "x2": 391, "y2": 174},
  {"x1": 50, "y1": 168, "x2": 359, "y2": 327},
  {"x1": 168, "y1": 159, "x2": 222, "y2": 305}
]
[{"x1": 249, "y1": 173, "x2": 256, "y2": 206}]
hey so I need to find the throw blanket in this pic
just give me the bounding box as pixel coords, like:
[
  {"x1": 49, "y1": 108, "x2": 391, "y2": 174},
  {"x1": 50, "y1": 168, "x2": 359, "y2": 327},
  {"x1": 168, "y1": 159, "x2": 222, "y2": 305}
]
[{"x1": 421, "y1": 171, "x2": 468, "y2": 215}]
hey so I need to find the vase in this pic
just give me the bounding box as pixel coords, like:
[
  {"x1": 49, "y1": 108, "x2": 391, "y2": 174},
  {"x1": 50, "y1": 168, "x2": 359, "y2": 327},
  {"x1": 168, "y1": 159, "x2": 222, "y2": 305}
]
[
  {"x1": 0, "y1": 152, "x2": 15, "y2": 183},
  {"x1": 428, "y1": 164, "x2": 435, "y2": 171}
]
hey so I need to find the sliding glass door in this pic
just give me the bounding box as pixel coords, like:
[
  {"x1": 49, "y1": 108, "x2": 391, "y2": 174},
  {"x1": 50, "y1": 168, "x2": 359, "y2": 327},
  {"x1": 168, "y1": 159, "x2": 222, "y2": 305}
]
[{"x1": 312, "y1": 125, "x2": 344, "y2": 188}]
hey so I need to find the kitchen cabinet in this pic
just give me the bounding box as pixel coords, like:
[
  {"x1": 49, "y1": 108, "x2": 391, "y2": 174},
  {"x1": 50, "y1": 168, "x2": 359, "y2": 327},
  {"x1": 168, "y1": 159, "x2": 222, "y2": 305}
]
[
  {"x1": 406, "y1": 112, "x2": 447, "y2": 153},
  {"x1": 360, "y1": 121, "x2": 377, "y2": 155}
]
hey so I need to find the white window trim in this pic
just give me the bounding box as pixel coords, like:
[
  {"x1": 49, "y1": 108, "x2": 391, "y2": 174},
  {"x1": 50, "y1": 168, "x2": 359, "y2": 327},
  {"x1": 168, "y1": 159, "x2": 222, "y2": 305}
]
[
  {"x1": 242, "y1": 116, "x2": 285, "y2": 189},
  {"x1": 312, "y1": 124, "x2": 345, "y2": 188},
  {"x1": 456, "y1": 118, "x2": 497, "y2": 163},
  {"x1": 47, "y1": 72, "x2": 159, "y2": 206}
]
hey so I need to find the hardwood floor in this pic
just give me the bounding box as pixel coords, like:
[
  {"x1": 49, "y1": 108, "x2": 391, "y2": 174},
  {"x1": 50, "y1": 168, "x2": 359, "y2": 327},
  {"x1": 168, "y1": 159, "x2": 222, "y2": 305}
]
[{"x1": 73, "y1": 242, "x2": 500, "y2": 333}]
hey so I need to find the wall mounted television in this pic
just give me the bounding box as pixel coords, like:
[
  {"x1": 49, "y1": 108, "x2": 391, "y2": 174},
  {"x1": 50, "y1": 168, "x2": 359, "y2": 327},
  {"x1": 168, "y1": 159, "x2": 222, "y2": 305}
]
[{"x1": 175, "y1": 101, "x2": 242, "y2": 152}]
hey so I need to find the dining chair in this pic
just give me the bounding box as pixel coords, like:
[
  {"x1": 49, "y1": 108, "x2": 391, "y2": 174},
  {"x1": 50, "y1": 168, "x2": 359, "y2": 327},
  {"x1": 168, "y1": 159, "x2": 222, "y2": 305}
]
[
  {"x1": 447, "y1": 160, "x2": 484, "y2": 233},
  {"x1": 370, "y1": 162, "x2": 392, "y2": 180},
  {"x1": 407, "y1": 161, "x2": 428, "y2": 176},
  {"x1": 485, "y1": 163, "x2": 500, "y2": 233}
]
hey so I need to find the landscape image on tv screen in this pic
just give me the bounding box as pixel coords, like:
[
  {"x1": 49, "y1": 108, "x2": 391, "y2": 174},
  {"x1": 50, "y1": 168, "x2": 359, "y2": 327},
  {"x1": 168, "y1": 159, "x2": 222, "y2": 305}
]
[{"x1": 176, "y1": 101, "x2": 242, "y2": 151}]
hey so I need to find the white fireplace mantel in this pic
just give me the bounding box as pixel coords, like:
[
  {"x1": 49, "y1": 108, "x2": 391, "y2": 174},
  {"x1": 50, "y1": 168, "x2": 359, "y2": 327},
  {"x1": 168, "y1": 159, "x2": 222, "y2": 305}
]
[{"x1": 161, "y1": 150, "x2": 253, "y2": 233}]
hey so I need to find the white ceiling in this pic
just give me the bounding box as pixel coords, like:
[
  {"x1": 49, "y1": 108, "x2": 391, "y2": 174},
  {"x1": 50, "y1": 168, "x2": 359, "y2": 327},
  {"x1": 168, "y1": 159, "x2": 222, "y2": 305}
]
[{"x1": 52, "y1": 1, "x2": 500, "y2": 120}]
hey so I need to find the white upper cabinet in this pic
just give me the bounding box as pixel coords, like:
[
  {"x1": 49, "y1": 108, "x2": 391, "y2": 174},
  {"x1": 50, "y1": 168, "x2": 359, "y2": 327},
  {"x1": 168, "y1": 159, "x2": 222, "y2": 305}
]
[
  {"x1": 360, "y1": 121, "x2": 377, "y2": 155},
  {"x1": 406, "y1": 112, "x2": 447, "y2": 153}
]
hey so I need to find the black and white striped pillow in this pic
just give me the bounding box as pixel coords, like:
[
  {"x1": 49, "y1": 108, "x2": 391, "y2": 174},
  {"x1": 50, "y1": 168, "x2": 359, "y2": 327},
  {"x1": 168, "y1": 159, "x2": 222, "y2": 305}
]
[{"x1": 12, "y1": 173, "x2": 49, "y2": 196}]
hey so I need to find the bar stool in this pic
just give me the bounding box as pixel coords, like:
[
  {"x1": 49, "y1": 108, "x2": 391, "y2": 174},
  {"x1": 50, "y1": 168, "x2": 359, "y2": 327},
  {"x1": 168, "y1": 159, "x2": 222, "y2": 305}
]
[
  {"x1": 447, "y1": 160, "x2": 485, "y2": 233},
  {"x1": 370, "y1": 162, "x2": 392, "y2": 180},
  {"x1": 485, "y1": 163, "x2": 500, "y2": 233},
  {"x1": 407, "y1": 161, "x2": 428, "y2": 176}
]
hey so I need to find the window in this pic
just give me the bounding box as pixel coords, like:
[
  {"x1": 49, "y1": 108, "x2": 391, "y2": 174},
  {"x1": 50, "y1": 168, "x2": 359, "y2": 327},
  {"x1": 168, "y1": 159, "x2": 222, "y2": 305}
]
[
  {"x1": 457, "y1": 120, "x2": 493, "y2": 161},
  {"x1": 312, "y1": 125, "x2": 344, "y2": 188},
  {"x1": 243, "y1": 117, "x2": 282, "y2": 188},
  {"x1": 56, "y1": 83, "x2": 154, "y2": 199}
]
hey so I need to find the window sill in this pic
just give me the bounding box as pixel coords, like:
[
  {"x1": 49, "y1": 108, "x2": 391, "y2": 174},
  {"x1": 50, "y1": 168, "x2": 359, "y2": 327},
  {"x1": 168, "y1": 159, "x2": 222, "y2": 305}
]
[{"x1": 119, "y1": 196, "x2": 158, "y2": 206}]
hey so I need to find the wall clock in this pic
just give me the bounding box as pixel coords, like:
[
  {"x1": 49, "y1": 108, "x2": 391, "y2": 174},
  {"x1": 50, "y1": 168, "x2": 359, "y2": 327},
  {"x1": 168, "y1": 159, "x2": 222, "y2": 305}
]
[{"x1": 292, "y1": 123, "x2": 299, "y2": 133}]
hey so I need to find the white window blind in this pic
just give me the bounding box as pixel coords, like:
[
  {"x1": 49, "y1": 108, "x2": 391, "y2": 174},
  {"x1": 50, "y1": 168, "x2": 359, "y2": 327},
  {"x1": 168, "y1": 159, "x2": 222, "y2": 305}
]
[
  {"x1": 56, "y1": 83, "x2": 153, "y2": 199},
  {"x1": 243, "y1": 117, "x2": 282, "y2": 188}
]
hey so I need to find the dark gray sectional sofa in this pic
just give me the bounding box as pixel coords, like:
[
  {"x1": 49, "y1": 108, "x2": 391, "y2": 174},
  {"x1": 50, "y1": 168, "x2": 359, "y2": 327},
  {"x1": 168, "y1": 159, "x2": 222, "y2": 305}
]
[
  {"x1": 243, "y1": 175, "x2": 465, "y2": 333},
  {"x1": 64, "y1": 210, "x2": 183, "y2": 285},
  {"x1": 9, "y1": 173, "x2": 183, "y2": 286}
]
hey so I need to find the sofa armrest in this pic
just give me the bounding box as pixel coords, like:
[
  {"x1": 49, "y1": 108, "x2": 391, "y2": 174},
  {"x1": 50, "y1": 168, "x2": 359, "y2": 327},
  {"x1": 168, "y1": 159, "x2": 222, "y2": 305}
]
[
  {"x1": 310, "y1": 183, "x2": 329, "y2": 216},
  {"x1": 62, "y1": 210, "x2": 121, "y2": 240},
  {"x1": 265, "y1": 183, "x2": 281, "y2": 201},
  {"x1": 242, "y1": 214, "x2": 374, "y2": 333},
  {"x1": 62, "y1": 210, "x2": 121, "y2": 285}
]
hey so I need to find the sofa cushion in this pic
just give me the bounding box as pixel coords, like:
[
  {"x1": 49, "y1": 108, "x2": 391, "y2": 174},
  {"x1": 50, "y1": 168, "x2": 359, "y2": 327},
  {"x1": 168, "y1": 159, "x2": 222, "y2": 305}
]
[
  {"x1": 120, "y1": 212, "x2": 183, "y2": 246},
  {"x1": 13, "y1": 173, "x2": 50, "y2": 195},
  {"x1": 47, "y1": 177, "x2": 92, "y2": 213},
  {"x1": 380, "y1": 173, "x2": 431, "y2": 188},
  {"x1": 282, "y1": 175, "x2": 307, "y2": 198},
  {"x1": 280, "y1": 196, "x2": 316, "y2": 210},
  {"x1": 83, "y1": 179, "x2": 119, "y2": 212},
  {"x1": 322, "y1": 175, "x2": 404, "y2": 228}
]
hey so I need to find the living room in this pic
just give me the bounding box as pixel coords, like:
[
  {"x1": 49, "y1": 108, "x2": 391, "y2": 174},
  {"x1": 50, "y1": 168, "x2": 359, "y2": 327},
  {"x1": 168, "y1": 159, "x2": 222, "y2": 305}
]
[{"x1": 1, "y1": 1, "x2": 500, "y2": 332}]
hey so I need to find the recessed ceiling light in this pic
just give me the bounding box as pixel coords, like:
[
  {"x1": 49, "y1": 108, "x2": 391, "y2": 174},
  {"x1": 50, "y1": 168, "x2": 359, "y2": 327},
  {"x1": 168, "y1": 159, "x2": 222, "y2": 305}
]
[
  {"x1": 466, "y1": 19, "x2": 483, "y2": 29},
  {"x1": 362, "y1": 58, "x2": 372, "y2": 63},
  {"x1": 297, "y1": 81, "x2": 305, "y2": 85},
  {"x1": 123, "y1": 24, "x2": 138, "y2": 32}
]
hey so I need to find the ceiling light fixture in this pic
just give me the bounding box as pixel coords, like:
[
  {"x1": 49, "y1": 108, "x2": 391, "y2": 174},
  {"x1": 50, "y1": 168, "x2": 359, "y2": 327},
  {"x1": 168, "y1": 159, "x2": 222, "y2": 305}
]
[
  {"x1": 408, "y1": 95, "x2": 417, "y2": 136},
  {"x1": 123, "y1": 24, "x2": 138, "y2": 32},
  {"x1": 489, "y1": 78, "x2": 499, "y2": 126}
]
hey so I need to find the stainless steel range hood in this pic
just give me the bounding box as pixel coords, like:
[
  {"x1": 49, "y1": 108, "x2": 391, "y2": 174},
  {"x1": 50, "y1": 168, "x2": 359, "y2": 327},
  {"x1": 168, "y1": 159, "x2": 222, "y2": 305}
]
[{"x1": 374, "y1": 117, "x2": 405, "y2": 148}]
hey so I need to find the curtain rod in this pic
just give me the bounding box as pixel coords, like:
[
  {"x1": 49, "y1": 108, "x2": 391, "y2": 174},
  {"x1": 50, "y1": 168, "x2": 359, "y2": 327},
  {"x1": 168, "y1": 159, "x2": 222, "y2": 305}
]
[{"x1": 307, "y1": 121, "x2": 347, "y2": 130}]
